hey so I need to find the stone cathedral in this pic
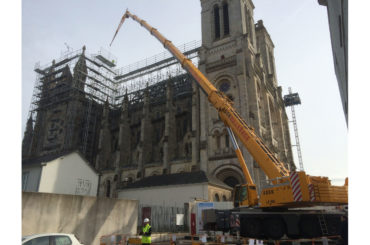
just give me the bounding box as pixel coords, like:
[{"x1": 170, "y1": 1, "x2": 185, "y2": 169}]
[{"x1": 22, "y1": 0, "x2": 295, "y2": 198}]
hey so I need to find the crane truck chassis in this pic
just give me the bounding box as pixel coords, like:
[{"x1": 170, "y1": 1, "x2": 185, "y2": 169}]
[
  {"x1": 110, "y1": 9, "x2": 348, "y2": 240},
  {"x1": 204, "y1": 207, "x2": 346, "y2": 239}
]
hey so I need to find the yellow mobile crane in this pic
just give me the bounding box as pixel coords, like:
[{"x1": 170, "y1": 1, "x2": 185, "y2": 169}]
[{"x1": 110, "y1": 10, "x2": 348, "y2": 239}]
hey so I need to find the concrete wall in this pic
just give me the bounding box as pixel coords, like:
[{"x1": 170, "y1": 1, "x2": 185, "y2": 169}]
[
  {"x1": 118, "y1": 183, "x2": 209, "y2": 208},
  {"x1": 22, "y1": 192, "x2": 138, "y2": 245},
  {"x1": 38, "y1": 152, "x2": 99, "y2": 196}
]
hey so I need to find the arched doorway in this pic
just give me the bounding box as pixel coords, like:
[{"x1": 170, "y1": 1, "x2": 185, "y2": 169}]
[
  {"x1": 223, "y1": 176, "x2": 240, "y2": 188},
  {"x1": 213, "y1": 165, "x2": 245, "y2": 188}
]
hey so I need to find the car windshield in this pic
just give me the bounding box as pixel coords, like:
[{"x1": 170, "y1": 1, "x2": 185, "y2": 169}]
[{"x1": 22, "y1": 237, "x2": 30, "y2": 241}]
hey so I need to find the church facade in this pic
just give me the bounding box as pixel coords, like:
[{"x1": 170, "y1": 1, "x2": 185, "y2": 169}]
[{"x1": 22, "y1": 0, "x2": 295, "y2": 199}]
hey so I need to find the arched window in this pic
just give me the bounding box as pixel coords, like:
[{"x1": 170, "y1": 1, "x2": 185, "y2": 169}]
[
  {"x1": 223, "y1": 2, "x2": 230, "y2": 36},
  {"x1": 106, "y1": 180, "x2": 111, "y2": 198},
  {"x1": 219, "y1": 80, "x2": 230, "y2": 93},
  {"x1": 214, "y1": 193, "x2": 220, "y2": 202},
  {"x1": 214, "y1": 5, "x2": 221, "y2": 39},
  {"x1": 225, "y1": 134, "x2": 229, "y2": 148},
  {"x1": 222, "y1": 195, "x2": 227, "y2": 201},
  {"x1": 216, "y1": 135, "x2": 221, "y2": 150}
]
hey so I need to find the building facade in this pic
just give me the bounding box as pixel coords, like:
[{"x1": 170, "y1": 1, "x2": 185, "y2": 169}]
[
  {"x1": 23, "y1": 0, "x2": 295, "y2": 199},
  {"x1": 318, "y1": 0, "x2": 348, "y2": 125}
]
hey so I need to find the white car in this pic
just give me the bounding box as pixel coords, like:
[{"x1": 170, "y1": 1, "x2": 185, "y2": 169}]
[{"x1": 22, "y1": 233, "x2": 83, "y2": 245}]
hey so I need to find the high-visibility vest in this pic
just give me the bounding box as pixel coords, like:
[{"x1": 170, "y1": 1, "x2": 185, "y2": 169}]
[{"x1": 142, "y1": 224, "x2": 151, "y2": 244}]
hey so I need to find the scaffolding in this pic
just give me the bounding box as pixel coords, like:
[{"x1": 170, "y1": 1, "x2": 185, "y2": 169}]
[
  {"x1": 28, "y1": 46, "x2": 118, "y2": 162},
  {"x1": 114, "y1": 40, "x2": 200, "y2": 106},
  {"x1": 26, "y1": 41, "x2": 201, "y2": 162}
]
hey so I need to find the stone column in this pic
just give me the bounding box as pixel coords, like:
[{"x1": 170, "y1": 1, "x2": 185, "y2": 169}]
[
  {"x1": 163, "y1": 80, "x2": 176, "y2": 173},
  {"x1": 191, "y1": 82, "x2": 200, "y2": 170},
  {"x1": 96, "y1": 99, "x2": 111, "y2": 171},
  {"x1": 140, "y1": 87, "x2": 152, "y2": 176},
  {"x1": 119, "y1": 93, "x2": 131, "y2": 168}
]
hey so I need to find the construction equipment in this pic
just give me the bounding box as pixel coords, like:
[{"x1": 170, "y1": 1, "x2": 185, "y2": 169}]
[{"x1": 110, "y1": 10, "x2": 348, "y2": 239}]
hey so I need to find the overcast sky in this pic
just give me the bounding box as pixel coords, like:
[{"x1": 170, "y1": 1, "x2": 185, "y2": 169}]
[{"x1": 22, "y1": 0, "x2": 348, "y2": 184}]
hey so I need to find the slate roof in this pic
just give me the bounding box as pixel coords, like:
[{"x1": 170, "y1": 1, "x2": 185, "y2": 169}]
[
  {"x1": 118, "y1": 170, "x2": 233, "y2": 190},
  {"x1": 22, "y1": 150, "x2": 98, "y2": 174},
  {"x1": 22, "y1": 150, "x2": 75, "y2": 166}
]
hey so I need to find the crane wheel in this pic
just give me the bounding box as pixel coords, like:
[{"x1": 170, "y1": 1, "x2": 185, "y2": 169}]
[
  {"x1": 262, "y1": 217, "x2": 286, "y2": 239},
  {"x1": 240, "y1": 217, "x2": 261, "y2": 238},
  {"x1": 299, "y1": 215, "x2": 321, "y2": 238}
]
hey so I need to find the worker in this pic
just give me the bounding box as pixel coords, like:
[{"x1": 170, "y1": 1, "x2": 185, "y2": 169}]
[{"x1": 140, "y1": 218, "x2": 152, "y2": 245}]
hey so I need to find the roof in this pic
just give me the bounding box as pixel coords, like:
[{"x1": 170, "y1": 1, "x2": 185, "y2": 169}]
[
  {"x1": 22, "y1": 150, "x2": 75, "y2": 166},
  {"x1": 118, "y1": 170, "x2": 233, "y2": 190},
  {"x1": 22, "y1": 150, "x2": 98, "y2": 174}
]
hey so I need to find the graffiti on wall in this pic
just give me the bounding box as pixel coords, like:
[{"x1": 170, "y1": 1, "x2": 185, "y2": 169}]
[{"x1": 75, "y1": 179, "x2": 92, "y2": 195}]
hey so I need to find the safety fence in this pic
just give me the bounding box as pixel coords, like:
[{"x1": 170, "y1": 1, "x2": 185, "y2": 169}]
[
  {"x1": 100, "y1": 233, "x2": 342, "y2": 245},
  {"x1": 138, "y1": 205, "x2": 188, "y2": 232},
  {"x1": 179, "y1": 234, "x2": 341, "y2": 245}
]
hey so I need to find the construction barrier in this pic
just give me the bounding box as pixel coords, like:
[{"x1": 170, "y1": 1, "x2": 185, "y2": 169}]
[
  {"x1": 178, "y1": 233, "x2": 340, "y2": 245},
  {"x1": 101, "y1": 233, "x2": 341, "y2": 245}
]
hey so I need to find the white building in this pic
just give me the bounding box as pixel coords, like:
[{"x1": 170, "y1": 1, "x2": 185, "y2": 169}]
[
  {"x1": 22, "y1": 151, "x2": 99, "y2": 196},
  {"x1": 117, "y1": 171, "x2": 233, "y2": 208}
]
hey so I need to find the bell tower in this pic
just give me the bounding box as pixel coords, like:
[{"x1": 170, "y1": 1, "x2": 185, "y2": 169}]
[{"x1": 198, "y1": 0, "x2": 295, "y2": 191}]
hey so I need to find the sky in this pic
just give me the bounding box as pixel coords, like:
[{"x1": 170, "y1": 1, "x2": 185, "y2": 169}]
[{"x1": 21, "y1": 0, "x2": 348, "y2": 184}]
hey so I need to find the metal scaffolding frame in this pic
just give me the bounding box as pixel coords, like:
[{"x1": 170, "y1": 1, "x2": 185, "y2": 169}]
[
  {"x1": 26, "y1": 41, "x2": 201, "y2": 162},
  {"x1": 28, "y1": 47, "x2": 118, "y2": 161},
  {"x1": 114, "y1": 40, "x2": 200, "y2": 106},
  {"x1": 283, "y1": 87, "x2": 304, "y2": 171}
]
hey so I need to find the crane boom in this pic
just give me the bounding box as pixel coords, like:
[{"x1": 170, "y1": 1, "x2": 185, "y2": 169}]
[
  {"x1": 111, "y1": 10, "x2": 289, "y2": 180},
  {"x1": 109, "y1": 9, "x2": 348, "y2": 239}
]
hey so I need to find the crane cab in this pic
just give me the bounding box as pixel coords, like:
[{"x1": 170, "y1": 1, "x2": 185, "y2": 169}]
[{"x1": 233, "y1": 184, "x2": 258, "y2": 207}]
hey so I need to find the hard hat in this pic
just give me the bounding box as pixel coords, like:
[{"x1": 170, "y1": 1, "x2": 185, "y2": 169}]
[{"x1": 144, "y1": 218, "x2": 150, "y2": 222}]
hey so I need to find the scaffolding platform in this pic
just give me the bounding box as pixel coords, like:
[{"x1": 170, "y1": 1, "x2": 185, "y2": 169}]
[
  {"x1": 95, "y1": 54, "x2": 116, "y2": 68},
  {"x1": 94, "y1": 47, "x2": 117, "y2": 68}
]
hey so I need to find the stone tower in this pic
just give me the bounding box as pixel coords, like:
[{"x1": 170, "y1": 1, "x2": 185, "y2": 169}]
[{"x1": 198, "y1": 0, "x2": 295, "y2": 191}]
